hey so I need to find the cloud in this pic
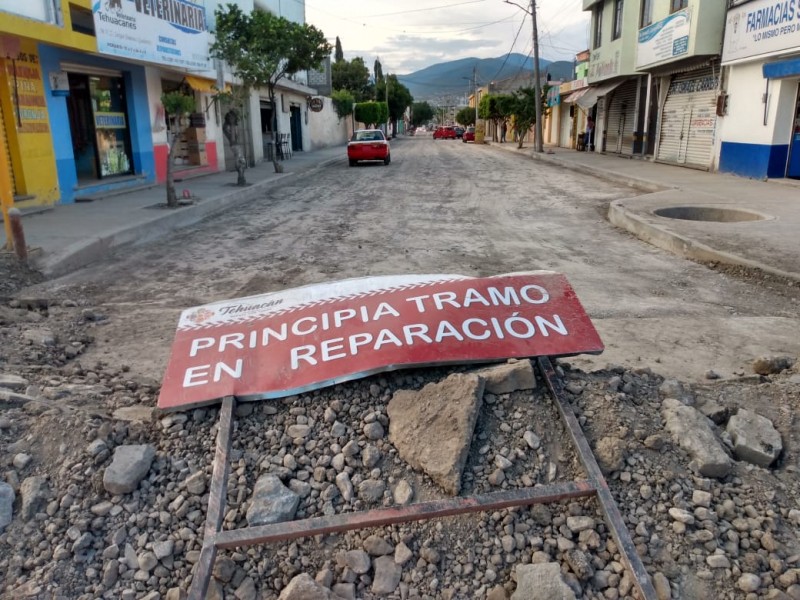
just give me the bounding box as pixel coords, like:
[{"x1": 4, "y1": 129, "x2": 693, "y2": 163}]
[{"x1": 310, "y1": 0, "x2": 589, "y2": 74}]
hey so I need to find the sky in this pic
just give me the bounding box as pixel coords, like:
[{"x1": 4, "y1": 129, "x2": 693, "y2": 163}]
[{"x1": 305, "y1": 0, "x2": 590, "y2": 75}]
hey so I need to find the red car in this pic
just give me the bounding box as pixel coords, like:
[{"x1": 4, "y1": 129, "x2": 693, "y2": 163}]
[
  {"x1": 348, "y1": 129, "x2": 390, "y2": 166},
  {"x1": 433, "y1": 126, "x2": 457, "y2": 140},
  {"x1": 462, "y1": 126, "x2": 476, "y2": 143}
]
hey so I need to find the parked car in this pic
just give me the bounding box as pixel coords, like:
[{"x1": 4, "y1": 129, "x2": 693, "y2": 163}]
[
  {"x1": 433, "y1": 126, "x2": 457, "y2": 140},
  {"x1": 347, "y1": 129, "x2": 390, "y2": 166},
  {"x1": 454, "y1": 126, "x2": 465, "y2": 139},
  {"x1": 462, "y1": 126, "x2": 476, "y2": 143}
]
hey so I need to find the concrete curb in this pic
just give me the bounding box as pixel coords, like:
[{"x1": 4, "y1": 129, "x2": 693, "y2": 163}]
[
  {"x1": 607, "y1": 199, "x2": 800, "y2": 282},
  {"x1": 37, "y1": 155, "x2": 343, "y2": 277},
  {"x1": 493, "y1": 143, "x2": 800, "y2": 283},
  {"x1": 492, "y1": 144, "x2": 669, "y2": 193}
]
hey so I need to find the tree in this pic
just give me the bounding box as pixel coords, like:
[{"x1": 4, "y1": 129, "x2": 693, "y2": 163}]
[
  {"x1": 455, "y1": 106, "x2": 475, "y2": 127},
  {"x1": 510, "y1": 86, "x2": 549, "y2": 149},
  {"x1": 332, "y1": 57, "x2": 373, "y2": 101},
  {"x1": 374, "y1": 58, "x2": 383, "y2": 88},
  {"x1": 160, "y1": 91, "x2": 196, "y2": 208},
  {"x1": 334, "y1": 36, "x2": 344, "y2": 62},
  {"x1": 411, "y1": 101, "x2": 434, "y2": 127},
  {"x1": 331, "y1": 89, "x2": 356, "y2": 132},
  {"x1": 377, "y1": 75, "x2": 412, "y2": 136},
  {"x1": 479, "y1": 94, "x2": 515, "y2": 141},
  {"x1": 211, "y1": 4, "x2": 331, "y2": 175},
  {"x1": 355, "y1": 102, "x2": 388, "y2": 129}
]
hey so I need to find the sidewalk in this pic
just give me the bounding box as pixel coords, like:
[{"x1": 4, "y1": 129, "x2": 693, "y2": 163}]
[
  {"x1": 2, "y1": 145, "x2": 344, "y2": 277},
  {"x1": 491, "y1": 141, "x2": 800, "y2": 282},
  {"x1": 3, "y1": 140, "x2": 800, "y2": 283}
]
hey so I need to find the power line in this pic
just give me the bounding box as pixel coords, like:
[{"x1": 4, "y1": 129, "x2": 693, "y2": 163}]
[{"x1": 490, "y1": 12, "x2": 529, "y2": 81}]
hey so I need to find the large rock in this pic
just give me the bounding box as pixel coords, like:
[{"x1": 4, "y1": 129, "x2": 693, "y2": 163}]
[
  {"x1": 726, "y1": 409, "x2": 782, "y2": 467},
  {"x1": 662, "y1": 399, "x2": 731, "y2": 478},
  {"x1": 511, "y1": 563, "x2": 576, "y2": 600},
  {"x1": 0, "y1": 373, "x2": 28, "y2": 391},
  {"x1": 246, "y1": 474, "x2": 299, "y2": 526},
  {"x1": 473, "y1": 359, "x2": 536, "y2": 394},
  {"x1": 278, "y1": 573, "x2": 339, "y2": 599},
  {"x1": 20, "y1": 476, "x2": 50, "y2": 520},
  {"x1": 752, "y1": 355, "x2": 795, "y2": 375},
  {"x1": 371, "y1": 555, "x2": 402, "y2": 594},
  {"x1": 0, "y1": 481, "x2": 14, "y2": 532},
  {"x1": 103, "y1": 444, "x2": 156, "y2": 495},
  {"x1": 388, "y1": 373, "x2": 484, "y2": 495}
]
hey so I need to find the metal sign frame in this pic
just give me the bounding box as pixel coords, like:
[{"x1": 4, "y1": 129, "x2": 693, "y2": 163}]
[{"x1": 186, "y1": 356, "x2": 656, "y2": 599}]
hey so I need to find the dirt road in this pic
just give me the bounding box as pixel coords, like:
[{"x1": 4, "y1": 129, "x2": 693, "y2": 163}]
[{"x1": 40, "y1": 135, "x2": 800, "y2": 382}]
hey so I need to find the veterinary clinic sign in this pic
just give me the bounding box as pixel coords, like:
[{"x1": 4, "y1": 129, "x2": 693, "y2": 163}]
[
  {"x1": 723, "y1": 0, "x2": 800, "y2": 63},
  {"x1": 92, "y1": 0, "x2": 211, "y2": 70},
  {"x1": 637, "y1": 9, "x2": 691, "y2": 69},
  {"x1": 158, "y1": 273, "x2": 604, "y2": 410}
]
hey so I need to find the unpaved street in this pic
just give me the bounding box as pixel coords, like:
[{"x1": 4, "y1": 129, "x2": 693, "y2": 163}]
[
  {"x1": 42, "y1": 135, "x2": 800, "y2": 381},
  {"x1": 2, "y1": 136, "x2": 800, "y2": 600}
]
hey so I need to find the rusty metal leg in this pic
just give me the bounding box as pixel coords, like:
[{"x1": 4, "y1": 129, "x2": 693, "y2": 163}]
[
  {"x1": 537, "y1": 357, "x2": 657, "y2": 600},
  {"x1": 188, "y1": 396, "x2": 235, "y2": 600},
  {"x1": 214, "y1": 481, "x2": 596, "y2": 549}
]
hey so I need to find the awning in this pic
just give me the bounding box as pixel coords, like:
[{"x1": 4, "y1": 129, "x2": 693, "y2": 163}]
[
  {"x1": 561, "y1": 88, "x2": 589, "y2": 104},
  {"x1": 763, "y1": 57, "x2": 800, "y2": 79},
  {"x1": 183, "y1": 75, "x2": 231, "y2": 93},
  {"x1": 576, "y1": 80, "x2": 624, "y2": 111}
]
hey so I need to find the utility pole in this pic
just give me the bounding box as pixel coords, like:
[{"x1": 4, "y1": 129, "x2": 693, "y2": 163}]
[
  {"x1": 473, "y1": 65, "x2": 479, "y2": 127},
  {"x1": 531, "y1": 0, "x2": 544, "y2": 152}
]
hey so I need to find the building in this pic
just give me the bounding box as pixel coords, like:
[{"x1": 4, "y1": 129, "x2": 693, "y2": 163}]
[
  {"x1": 717, "y1": 0, "x2": 800, "y2": 179},
  {"x1": 636, "y1": 0, "x2": 726, "y2": 169},
  {"x1": 556, "y1": 50, "x2": 591, "y2": 150},
  {"x1": 582, "y1": 0, "x2": 647, "y2": 156},
  {"x1": 1, "y1": 0, "x2": 344, "y2": 211}
]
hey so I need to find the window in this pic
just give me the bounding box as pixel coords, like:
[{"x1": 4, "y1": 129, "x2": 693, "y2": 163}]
[
  {"x1": 613, "y1": 0, "x2": 624, "y2": 40},
  {"x1": 671, "y1": 0, "x2": 688, "y2": 12},
  {"x1": 640, "y1": 0, "x2": 653, "y2": 27},
  {"x1": 593, "y1": 5, "x2": 603, "y2": 48}
]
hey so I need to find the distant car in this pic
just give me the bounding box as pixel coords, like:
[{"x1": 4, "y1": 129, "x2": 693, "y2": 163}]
[
  {"x1": 462, "y1": 126, "x2": 476, "y2": 143},
  {"x1": 433, "y1": 126, "x2": 457, "y2": 140},
  {"x1": 347, "y1": 129, "x2": 390, "y2": 166},
  {"x1": 454, "y1": 126, "x2": 465, "y2": 139}
]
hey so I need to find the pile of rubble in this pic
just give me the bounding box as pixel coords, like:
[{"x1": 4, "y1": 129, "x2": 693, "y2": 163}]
[{"x1": 1, "y1": 294, "x2": 799, "y2": 599}]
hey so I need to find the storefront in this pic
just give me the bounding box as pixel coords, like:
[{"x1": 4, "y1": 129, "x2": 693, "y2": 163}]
[
  {"x1": 0, "y1": 36, "x2": 60, "y2": 207},
  {"x1": 558, "y1": 79, "x2": 589, "y2": 149},
  {"x1": 604, "y1": 78, "x2": 640, "y2": 156},
  {"x1": 38, "y1": 46, "x2": 154, "y2": 203},
  {"x1": 655, "y1": 65, "x2": 720, "y2": 169},
  {"x1": 718, "y1": 0, "x2": 800, "y2": 179}
]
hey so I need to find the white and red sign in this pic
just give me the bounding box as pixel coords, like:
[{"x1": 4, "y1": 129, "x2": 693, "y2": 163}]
[{"x1": 157, "y1": 272, "x2": 603, "y2": 411}]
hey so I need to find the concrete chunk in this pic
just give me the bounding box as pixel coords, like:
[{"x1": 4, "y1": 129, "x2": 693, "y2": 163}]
[{"x1": 727, "y1": 409, "x2": 782, "y2": 468}]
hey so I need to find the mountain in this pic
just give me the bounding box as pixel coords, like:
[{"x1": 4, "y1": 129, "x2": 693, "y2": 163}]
[{"x1": 397, "y1": 54, "x2": 576, "y2": 102}]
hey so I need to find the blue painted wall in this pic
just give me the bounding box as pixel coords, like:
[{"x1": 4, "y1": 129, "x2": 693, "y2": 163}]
[
  {"x1": 719, "y1": 141, "x2": 788, "y2": 179},
  {"x1": 39, "y1": 45, "x2": 155, "y2": 204}
]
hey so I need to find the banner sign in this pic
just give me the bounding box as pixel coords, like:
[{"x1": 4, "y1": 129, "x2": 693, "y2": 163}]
[
  {"x1": 157, "y1": 273, "x2": 604, "y2": 411},
  {"x1": 722, "y1": 0, "x2": 800, "y2": 63},
  {"x1": 637, "y1": 8, "x2": 691, "y2": 69},
  {"x1": 92, "y1": 0, "x2": 212, "y2": 70}
]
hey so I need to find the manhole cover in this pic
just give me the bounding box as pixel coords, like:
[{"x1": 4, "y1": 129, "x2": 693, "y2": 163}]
[{"x1": 654, "y1": 206, "x2": 768, "y2": 222}]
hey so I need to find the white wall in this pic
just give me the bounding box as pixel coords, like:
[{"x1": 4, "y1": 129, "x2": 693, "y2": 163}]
[
  {"x1": 718, "y1": 61, "x2": 795, "y2": 147},
  {"x1": 308, "y1": 97, "x2": 351, "y2": 150}
]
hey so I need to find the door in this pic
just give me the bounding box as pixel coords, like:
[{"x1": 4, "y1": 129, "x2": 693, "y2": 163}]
[
  {"x1": 290, "y1": 106, "x2": 302, "y2": 153},
  {"x1": 656, "y1": 67, "x2": 718, "y2": 169},
  {"x1": 787, "y1": 83, "x2": 800, "y2": 179},
  {"x1": 605, "y1": 80, "x2": 638, "y2": 155}
]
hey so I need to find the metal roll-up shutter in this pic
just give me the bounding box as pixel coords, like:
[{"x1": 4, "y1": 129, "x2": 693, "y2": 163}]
[
  {"x1": 559, "y1": 106, "x2": 573, "y2": 148},
  {"x1": 656, "y1": 67, "x2": 719, "y2": 169},
  {"x1": 0, "y1": 101, "x2": 17, "y2": 197},
  {"x1": 605, "y1": 79, "x2": 638, "y2": 155}
]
